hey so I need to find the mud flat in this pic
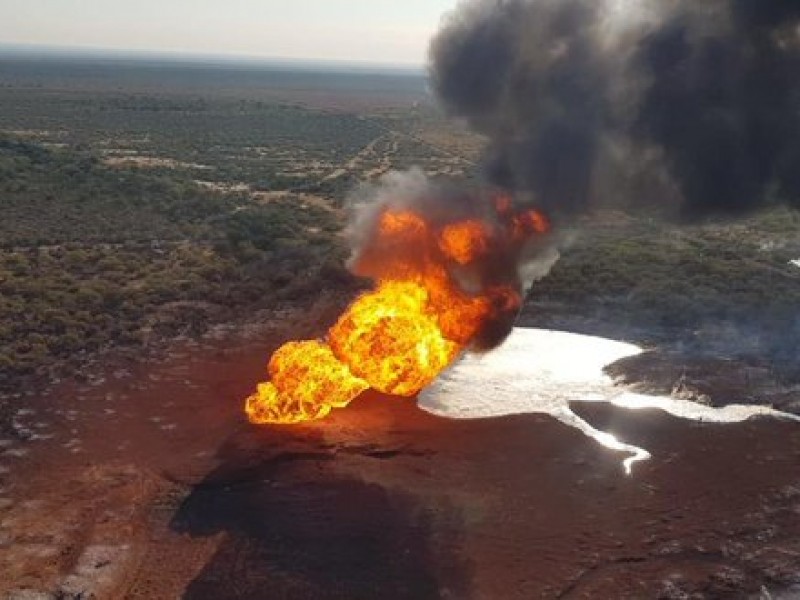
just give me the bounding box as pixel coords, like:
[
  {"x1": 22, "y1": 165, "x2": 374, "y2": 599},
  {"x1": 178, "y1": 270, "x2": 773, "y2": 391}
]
[{"x1": 1, "y1": 330, "x2": 799, "y2": 598}]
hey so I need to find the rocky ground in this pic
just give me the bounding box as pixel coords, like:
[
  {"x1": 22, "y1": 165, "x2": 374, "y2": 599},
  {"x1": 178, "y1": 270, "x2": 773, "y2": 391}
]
[{"x1": 0, "y1": 321, "x2": 799, "y2": 599}]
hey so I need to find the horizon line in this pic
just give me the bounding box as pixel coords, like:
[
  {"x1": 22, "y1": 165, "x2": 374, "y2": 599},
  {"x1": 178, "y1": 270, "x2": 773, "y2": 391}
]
[{"x1": 0, "y1": 42, "x2": 428, "y2": 74}]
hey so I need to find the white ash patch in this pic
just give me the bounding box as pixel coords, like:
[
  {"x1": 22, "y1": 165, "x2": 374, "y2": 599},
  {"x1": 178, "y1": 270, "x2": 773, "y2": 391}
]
[
  {"x1": 62, "y1": 439, "x2": 82, "y2": 454},
  {"x1": 58, "y1": 544, "x2": 133, "y2": 598},
  {"x1": 10, "y1": 422, "x2": 32, "y2": 440},
  {"x1": 5, "y1": 589, "x2": 53, "y2": 600},
  {"x1": 112, "y1": 368, "x2": 132, "y2": 380},
  {"x1": 2, "y1": 449, "x2": 28, "y2": 459}
]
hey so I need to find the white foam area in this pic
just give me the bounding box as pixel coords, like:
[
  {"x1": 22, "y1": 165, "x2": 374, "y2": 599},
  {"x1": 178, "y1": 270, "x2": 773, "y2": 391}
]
[
  {"x1": 419, "y1": 328, "x2": 799, "y2": 474},
  {"x1": 790, "y1": 258, "x2": 800, "y2": 269}
]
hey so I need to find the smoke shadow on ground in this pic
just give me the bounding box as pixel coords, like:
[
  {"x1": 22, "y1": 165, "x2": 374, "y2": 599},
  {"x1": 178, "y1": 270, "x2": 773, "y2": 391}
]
[
  {"x1": 604, "y1": 350, "x2": 800, "y2": 414},
  {"x1": 518, "y1": 295, "x2": 800, "y2": 407},
  {"x1": 169, "y1": 424, "x2": 473, "y2": 600},
  {"x1": 164, "y1": 392, "x2": 800, "y2": 598}
]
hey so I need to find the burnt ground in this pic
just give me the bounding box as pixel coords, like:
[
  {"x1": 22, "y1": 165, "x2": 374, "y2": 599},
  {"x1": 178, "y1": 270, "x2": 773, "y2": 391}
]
[
  {"x1": 0, "y1": 322, "x2": 799, "y2": 599},
  {"x1": 604, "y1": 351, "x2": 800, "y2": 414}
]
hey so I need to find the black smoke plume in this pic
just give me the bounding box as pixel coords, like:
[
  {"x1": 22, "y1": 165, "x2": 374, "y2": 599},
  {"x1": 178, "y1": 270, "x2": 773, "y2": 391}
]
[{"x1": 430, "y1": 0, "x2": 800, "y2": 219}]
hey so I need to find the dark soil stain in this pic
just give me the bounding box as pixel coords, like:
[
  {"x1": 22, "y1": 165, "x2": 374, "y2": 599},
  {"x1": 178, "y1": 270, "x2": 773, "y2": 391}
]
[{"x1": 171, "y1": 427, "x2": 473, "y2": 600}]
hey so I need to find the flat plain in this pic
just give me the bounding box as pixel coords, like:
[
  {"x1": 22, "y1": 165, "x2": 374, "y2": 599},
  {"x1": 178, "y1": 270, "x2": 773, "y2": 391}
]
[{"x1": 0, "y1": 54, "x2": 798, "y2": 599}]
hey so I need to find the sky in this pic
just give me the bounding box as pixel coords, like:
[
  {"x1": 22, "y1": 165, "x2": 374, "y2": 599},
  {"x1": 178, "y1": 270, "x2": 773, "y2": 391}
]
[{"x1": 0, "y1": 0, "x2": 459, "y2": 66}]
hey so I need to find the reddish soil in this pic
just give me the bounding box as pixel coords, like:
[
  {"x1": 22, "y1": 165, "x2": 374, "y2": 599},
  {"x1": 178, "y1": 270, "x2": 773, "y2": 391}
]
[{"x1": 1, "y1": 329, "x2": 799, "y2": 599}]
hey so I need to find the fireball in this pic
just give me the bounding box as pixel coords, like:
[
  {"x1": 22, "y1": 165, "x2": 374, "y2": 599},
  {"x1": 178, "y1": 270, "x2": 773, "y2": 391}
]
[{"x1": 244, "y1": 194, "x2": 549, "y2": 425}]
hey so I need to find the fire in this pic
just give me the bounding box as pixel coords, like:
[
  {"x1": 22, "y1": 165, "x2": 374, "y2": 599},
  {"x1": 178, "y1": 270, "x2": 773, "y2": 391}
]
[
  {"x1": 439, "y1": 221, "x2": 491, "y2": 265},
  {"x1": 245, "y1": 195, "x2": 550, "y2": 425},
  {"x1": 245, "y1": 341, "x2": 369, "y2": 425},
  {"x1": 329, "y1": 280, "x2": 460, "y2": 396},
  {"x1": 513, "y1": 209, "x2": 550, "y2": 241}
]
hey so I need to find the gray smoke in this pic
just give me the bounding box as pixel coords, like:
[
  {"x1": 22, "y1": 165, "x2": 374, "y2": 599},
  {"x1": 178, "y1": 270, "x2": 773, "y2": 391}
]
[
  {"x1": 430, "y1": 0, "x2": 800, "y2": 220},
  {"x1": 346, "y1": 169, "x2": 558, "y2": 349}
]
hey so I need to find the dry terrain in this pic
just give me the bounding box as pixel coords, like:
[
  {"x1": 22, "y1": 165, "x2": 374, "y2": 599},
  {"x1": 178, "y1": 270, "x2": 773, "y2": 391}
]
[
  {"x1": 1, "y1": 319, "x2": 799, "y2": 598},
  {"x1": 1, "y1": 55, "x2": 799, "y2": 600}
]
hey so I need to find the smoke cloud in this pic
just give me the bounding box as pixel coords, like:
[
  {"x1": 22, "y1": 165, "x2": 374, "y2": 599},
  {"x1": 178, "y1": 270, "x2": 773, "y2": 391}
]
[
  {"x1": 430, "y1": 0, "x2": 800, "y2": 219},
  {"x1": 347, "y1": 169, "x2": 558, "y2": 348},
  {"x1": 342, "y1": 1, "x2": 798, "y2": 352}
]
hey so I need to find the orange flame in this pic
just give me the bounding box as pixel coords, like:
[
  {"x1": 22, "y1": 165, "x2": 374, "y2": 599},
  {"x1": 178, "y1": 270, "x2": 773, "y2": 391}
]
[
  {"x1": 513, "y1": 209, "x2": 550, "y2": 240},
  {"x1": 245, "y1": 198, "x2": 549, "y2": 425},
  {"x1": 439, "y1": 221, "x2": 492, "y2": 265},
  {"x1": 245, "y1": 340, "x2": 369, "y2": 424},
  {"x1": 329, "y1": 280, "x2": 460, "y2": 396}
]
